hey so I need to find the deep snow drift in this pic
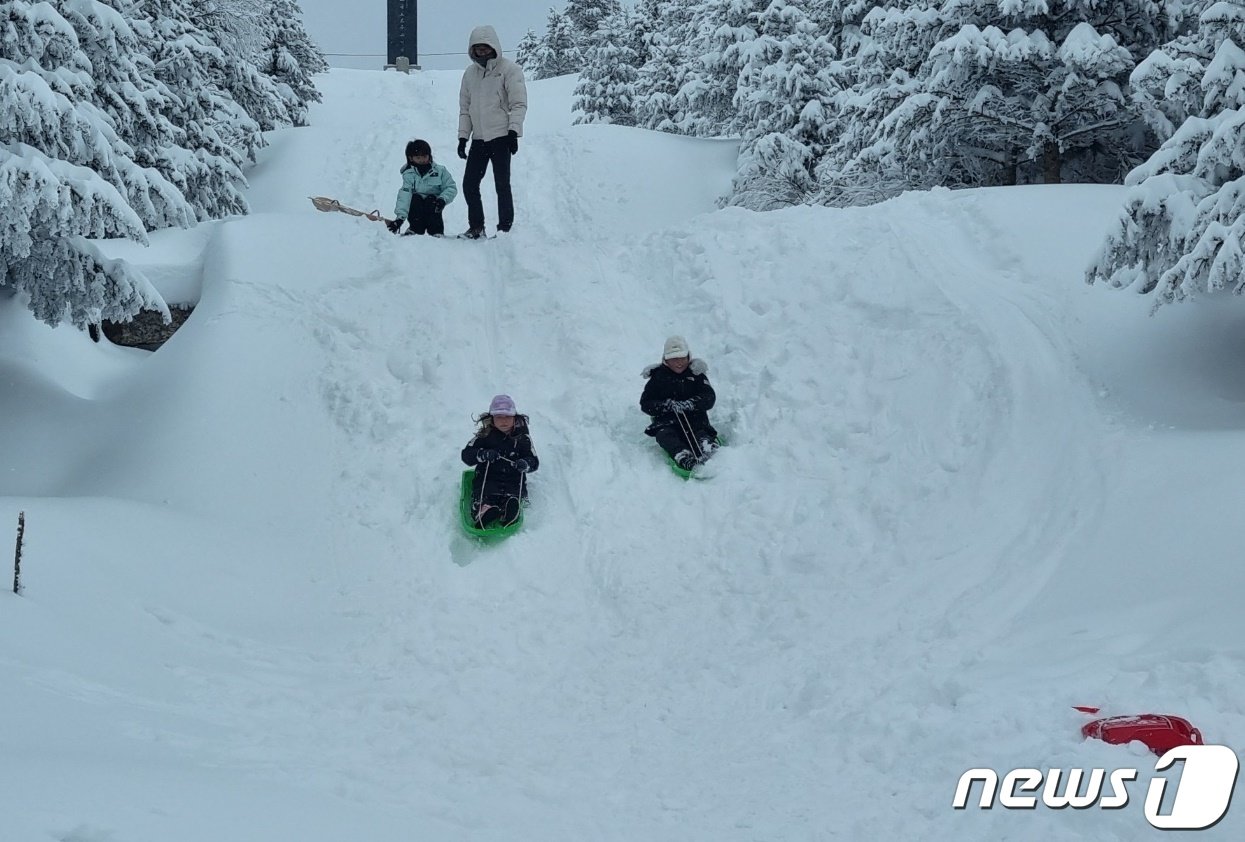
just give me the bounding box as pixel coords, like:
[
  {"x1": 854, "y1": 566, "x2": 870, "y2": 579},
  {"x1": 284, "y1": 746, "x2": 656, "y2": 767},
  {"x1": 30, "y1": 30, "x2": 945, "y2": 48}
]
[{"x1": 2, "y1": 68, "x2": 1244, "y2": 841}]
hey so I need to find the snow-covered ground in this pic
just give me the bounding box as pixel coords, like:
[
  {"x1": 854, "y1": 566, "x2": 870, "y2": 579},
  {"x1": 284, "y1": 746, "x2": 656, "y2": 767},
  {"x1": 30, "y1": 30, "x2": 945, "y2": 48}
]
[{"x1": 2, "y1": 68, "x2": 1244, "y2": 841}]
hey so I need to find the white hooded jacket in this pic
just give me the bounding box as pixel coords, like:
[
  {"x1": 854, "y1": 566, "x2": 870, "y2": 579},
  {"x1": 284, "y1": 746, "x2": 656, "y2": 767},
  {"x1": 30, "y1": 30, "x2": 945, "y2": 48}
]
[{"x1": 458, "y1": 25, "x2": 528, "y2": 143}]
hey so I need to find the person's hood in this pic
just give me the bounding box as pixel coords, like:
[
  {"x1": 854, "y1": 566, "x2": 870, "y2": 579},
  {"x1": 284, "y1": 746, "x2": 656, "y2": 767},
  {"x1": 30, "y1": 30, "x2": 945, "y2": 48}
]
[{"x1": 468, "y1": 25, "x2": 503, "y2": 58}]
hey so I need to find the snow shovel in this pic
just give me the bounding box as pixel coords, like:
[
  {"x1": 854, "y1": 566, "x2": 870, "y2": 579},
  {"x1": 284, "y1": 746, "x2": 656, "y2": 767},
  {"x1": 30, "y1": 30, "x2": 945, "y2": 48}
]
[{"x1": 308, "y1": 196, "x2": 392, "y2": 224}]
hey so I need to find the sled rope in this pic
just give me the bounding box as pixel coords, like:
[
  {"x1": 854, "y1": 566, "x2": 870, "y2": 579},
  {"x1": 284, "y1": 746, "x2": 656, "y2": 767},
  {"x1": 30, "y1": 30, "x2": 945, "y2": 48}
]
[{"x1": 674, "y1": 408, "x2": 705, "y2": 461}]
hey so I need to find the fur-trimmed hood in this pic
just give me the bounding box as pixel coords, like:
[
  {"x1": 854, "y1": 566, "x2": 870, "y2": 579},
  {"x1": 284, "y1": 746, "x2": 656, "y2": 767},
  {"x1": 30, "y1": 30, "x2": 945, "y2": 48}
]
[{"x1": 643, "y1": 358, "x2": 708, "y2": 378}]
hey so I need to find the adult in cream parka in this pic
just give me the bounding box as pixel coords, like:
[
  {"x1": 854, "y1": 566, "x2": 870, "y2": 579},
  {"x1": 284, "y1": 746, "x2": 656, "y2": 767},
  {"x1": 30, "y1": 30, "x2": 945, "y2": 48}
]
[{"x1": 457, "y1": 25, "x2": 528, "y2": 238}]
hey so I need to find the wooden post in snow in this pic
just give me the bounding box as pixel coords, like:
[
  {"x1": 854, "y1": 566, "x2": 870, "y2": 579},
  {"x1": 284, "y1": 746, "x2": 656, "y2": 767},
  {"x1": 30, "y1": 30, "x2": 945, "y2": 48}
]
[{"x1": 13, "y1": 511, "x2": 24, "y2": 595}]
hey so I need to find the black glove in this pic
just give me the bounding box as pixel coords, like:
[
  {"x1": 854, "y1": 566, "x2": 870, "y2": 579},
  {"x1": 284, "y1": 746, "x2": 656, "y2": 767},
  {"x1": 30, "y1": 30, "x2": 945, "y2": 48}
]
[
  {"x1": 514, "y1": 458, "x2": 531, "y2": 473},
  {"x1": 507, "y1": 130, "x2": 518, "y2": 155},
  {"x1": 432, "y1": 197, "x2": 446, "y2": 212},
  {"x1": 476, "y1": 448, "x2": 499, "y2": 463},
  {"x1": 457, "y1": 138, "x2": 468, "y2": 160},
  {"x1": 386, "y1": 218, "x2": 403, "y2": 234}
]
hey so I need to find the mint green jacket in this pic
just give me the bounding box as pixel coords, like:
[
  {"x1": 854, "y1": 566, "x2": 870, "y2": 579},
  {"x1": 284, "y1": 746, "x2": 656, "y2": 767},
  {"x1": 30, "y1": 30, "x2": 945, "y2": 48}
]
[{"x1": 394, "y1": 162, "x2": 458, "y2": 218}]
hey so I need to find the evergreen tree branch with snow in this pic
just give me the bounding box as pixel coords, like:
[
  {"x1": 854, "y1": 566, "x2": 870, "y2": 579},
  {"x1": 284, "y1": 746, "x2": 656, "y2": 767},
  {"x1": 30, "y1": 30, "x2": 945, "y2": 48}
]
[
  {"x1": 1089, "y1": 0, "x2": 1245, "y2": 306},
  {"x1": 1, "y1": 143, "x2": 166, "y2": 327}
]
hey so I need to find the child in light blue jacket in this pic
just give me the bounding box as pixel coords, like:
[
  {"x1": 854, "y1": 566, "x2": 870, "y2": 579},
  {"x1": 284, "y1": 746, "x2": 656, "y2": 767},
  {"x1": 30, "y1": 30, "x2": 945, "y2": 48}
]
[{"x1": 388, "y1": 139, "x2": 458, "y2": 236}]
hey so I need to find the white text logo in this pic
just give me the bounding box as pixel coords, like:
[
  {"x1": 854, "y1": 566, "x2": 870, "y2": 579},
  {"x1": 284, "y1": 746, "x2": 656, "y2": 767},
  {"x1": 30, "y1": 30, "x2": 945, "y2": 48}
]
[{"x1": 953, "y1": 744, "x2": 1239, "y2": 830}]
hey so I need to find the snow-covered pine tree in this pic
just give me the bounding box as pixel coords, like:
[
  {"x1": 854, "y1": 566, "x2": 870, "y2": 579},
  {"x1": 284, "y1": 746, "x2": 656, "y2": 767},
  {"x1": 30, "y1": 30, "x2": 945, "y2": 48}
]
[
  {"x1": 136, "y1": 0, "x2": 257, "y2": 217},
  {"x1": 534, "y1": 8, "x2": 583, "y2": 79},
  {"x1": 731, "y1": 0, "x2": 840, "y2": 208},
  {"x1": 632, "y1": 0, "x2": 658, "y2": 67},
  {"x1": 675, "y1": 0, "x2": 765, "y2": 137},
  {"x1": 515, "y1": 28, "x2": 543, "y2": 71},
  {"x1": 574, "y1": 11, "x2": 641, "y2": 125},
  {"x1": 814, "y1": 2, "x2": 946, "y2": 205},
  {"x1": 633, "y1": 0, "x2": 699, "y2": 132},
  {"x1": 21, "y1": 0, "x2": 194, "y2": 231},
  {"x1": 991, "y1": 0, "x2": 1174, "y2": 184},
  {"x1": 564, "y1": 0, "x2": 623, "y2": 47},
  {"x1": 62, "y1": 1, "x2": 174, "y2": 168},
  {"x1": 0, "y1": 1, "x2": 173, "y2": 326},
  {"x1": 635, "y1": 0, "x2": 700, "y2": 49},
  {"x1": 261, "y1": 0, "x2": 327, "y2": 127},
  {"x1": 61, "y1": 0, "x2": 248, "y2": 224},
  {"x1": 1088, "y1": 1, "x2": 1245, "y2": 305},
  {"x1": 807, "y1": 0, "x2": 873, "y2": 55},
  {"x1": 190, "y1": 0, "x2": 297, "y2": 131},
  {"x1": 1046, "y1": 23, "x2": 1142, "y2": 183},
  {"x1": 635, "y1": 34, "x2": 687, "y2": 131}
]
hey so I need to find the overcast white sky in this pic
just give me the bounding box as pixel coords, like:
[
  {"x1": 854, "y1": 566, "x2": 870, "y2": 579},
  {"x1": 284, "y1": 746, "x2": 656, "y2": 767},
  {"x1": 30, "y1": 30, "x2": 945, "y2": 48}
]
[{"x1": 297, "y1": 1, "x2": 616, "y2": 72}]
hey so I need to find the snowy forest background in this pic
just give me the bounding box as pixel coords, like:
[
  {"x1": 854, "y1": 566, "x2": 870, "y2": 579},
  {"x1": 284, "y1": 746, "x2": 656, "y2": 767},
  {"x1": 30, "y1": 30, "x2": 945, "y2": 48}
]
[
  {"x1": 5, "y1": 0, "x2": 1245, "y2": 332},
  {"x1": 534, "y1": 0, "x2": 1245, "y2": 309}
]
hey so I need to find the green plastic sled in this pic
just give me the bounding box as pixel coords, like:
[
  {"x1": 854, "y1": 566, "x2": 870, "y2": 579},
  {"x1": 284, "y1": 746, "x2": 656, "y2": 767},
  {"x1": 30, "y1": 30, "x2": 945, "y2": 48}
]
[
  {"x1": 666, "y1": 436, "x2": 725, "y2": 479},
  {"x1": 459, "y1": 469, "x2": 525, "y2": 540}
]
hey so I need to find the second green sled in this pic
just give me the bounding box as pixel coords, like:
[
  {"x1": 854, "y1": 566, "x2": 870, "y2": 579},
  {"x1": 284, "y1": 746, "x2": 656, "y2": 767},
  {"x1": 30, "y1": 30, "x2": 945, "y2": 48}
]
[{"x1": 458, "y1": 468, "x2": 526, "y2": 541}]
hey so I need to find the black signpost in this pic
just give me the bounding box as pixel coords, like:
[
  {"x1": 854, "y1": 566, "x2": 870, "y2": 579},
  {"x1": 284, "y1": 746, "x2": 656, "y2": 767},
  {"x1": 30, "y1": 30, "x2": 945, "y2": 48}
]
[{"x1": 386, "y1": 0, "x2": 418, "y2": 71}]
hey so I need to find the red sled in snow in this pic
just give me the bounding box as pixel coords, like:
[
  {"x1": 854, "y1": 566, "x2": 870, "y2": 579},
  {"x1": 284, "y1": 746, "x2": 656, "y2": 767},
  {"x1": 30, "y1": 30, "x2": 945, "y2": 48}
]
[{"x1": 1076, "y1": 707, "x2": 1203, "y2": 756}]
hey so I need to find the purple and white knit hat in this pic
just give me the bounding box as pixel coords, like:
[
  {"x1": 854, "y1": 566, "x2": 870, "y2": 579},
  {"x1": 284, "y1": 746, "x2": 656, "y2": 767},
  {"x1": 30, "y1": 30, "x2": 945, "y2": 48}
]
[{"x1": 488, "y1": 394, "x2": 516, "y2": 416}]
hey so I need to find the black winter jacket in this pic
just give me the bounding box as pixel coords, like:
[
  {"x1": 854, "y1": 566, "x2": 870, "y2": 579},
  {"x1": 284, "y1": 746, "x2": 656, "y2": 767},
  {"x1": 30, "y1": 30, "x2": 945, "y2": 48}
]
[
  {"x1": 640, "y1": 359, "x2": 717, "y2": 437},
  {"x1": 461, "y1": 421, "x2": 539, "y2": 500}
]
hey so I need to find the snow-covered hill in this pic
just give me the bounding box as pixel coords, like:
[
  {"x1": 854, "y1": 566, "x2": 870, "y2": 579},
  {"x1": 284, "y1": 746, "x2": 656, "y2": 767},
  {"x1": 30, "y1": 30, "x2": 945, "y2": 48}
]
[{"x1": 2, "y1": 68, "x2": 1244, "y2": 841}]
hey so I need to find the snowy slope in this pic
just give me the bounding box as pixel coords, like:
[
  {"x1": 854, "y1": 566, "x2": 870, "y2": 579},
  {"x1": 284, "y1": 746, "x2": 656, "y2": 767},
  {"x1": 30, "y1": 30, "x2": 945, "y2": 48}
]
[{"x1": 2, "y1": 68, "x2": 1244, "y2": 841}]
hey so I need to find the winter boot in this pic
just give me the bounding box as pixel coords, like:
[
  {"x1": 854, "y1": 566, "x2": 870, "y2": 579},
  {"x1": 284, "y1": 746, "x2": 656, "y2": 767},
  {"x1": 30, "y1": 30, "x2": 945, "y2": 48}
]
[
  {"x1": 461, "y1": 226, "x2": 487, "y2": 240},
  {"x1": 674, "y1": 450, "x2": 697, "y2": 471},
  {"x1": 501, "y1": 497, "x2": 521, "y2": 526}
]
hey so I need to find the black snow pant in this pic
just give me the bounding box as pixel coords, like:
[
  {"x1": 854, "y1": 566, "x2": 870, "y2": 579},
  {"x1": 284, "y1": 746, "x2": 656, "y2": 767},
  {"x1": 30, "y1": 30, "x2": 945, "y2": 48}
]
[
  {"x1": 653, "y1": 425, "x2": 715, "y2": 460},
  {"x1": 463, "y1": 137, "x2": 514, "y2": 232},
  {"x1": 473, "y1": 495, "x2": 521, "y2": 527},
  {"x1": 405, "y1": 194, "x2": 445, "y2": 236}
]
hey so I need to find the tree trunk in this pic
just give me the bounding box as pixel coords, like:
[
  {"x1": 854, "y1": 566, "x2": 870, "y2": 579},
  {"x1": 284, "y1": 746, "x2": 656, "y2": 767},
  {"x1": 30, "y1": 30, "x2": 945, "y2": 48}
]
[
  {"x1": 1001, "y1": 148, "x2": 1018, "y2": 186},
  {"x1": 1043, "y1": 141, "x2": 1062, "y2": 184}
]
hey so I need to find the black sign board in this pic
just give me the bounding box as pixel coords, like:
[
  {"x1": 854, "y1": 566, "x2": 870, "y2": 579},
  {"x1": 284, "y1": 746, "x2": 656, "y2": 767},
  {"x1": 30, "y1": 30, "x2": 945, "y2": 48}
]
[{"x1": 387, "y1": 0, "x2": 418, "y2": 65}]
